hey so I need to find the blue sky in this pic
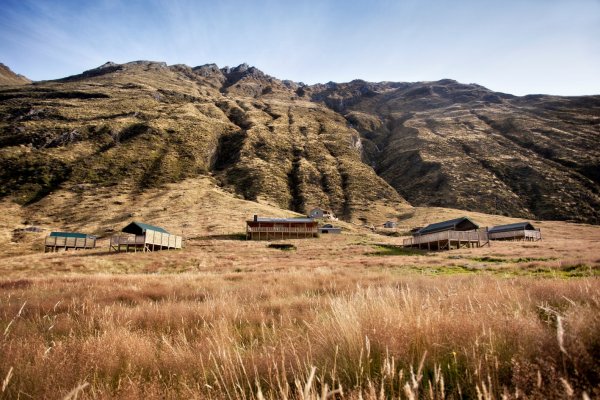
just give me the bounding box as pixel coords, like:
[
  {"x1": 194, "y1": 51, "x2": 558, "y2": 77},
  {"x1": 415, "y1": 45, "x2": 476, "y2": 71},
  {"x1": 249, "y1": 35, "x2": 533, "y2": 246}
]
[{"x1": 1, "y1": 0, "x2": 599, "y2": 95}]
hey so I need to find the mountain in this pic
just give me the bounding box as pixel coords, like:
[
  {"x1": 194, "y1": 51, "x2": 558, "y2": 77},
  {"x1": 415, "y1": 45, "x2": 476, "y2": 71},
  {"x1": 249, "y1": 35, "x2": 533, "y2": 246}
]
[
  {"x1": 307, "y1": 79, "x2": 600, "y2": 223},
  {"x1": 0, "y1": 61, "x2": 598, "y2": 224},
  {"x1": 0, "y1": 61, "x2": 405, "y2": 224},
  {"x1": 0, "y1": 63, "x2": 31, "y2": 86}
]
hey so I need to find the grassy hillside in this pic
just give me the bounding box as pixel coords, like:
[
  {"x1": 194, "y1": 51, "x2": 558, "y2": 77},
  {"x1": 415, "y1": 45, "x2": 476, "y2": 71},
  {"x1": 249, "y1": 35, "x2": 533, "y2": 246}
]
[
  {"x1": 0, "y1": 63, "x2": 30, "y2": 86},
  {"x1": 309, "y1": 79, "x2": 600, "y2": 223},
  {"x1": 2, "y1": 61, "x2": 599, "y2": 224},
  {"x1": 0, "y1": 61, "x2": 406, "y2": 224}
]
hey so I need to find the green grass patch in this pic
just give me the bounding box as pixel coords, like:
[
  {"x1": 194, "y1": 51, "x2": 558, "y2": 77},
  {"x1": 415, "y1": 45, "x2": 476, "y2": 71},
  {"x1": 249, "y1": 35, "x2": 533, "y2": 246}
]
[
  {"x1": 413, "y1": 265, "x2": 480, "y2": 275},
  {"x1": 387, "y1": 264, "x2": 481, "y2": 276},
  {"x1": 488, "y1": 263, "x2": 598, "y2": 278},
  {"x1": 387, "y1": 262, "x2": 598, "y2": 279},
  {"x1": 471, "y1": 256, "x2": 556, "y2": 263},
  {"x1": 369, "y1": 245, "x2": 428, "y2": 256}
]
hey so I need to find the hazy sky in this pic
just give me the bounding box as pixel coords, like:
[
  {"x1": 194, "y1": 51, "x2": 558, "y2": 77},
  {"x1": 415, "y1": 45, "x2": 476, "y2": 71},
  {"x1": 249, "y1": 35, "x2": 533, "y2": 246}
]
[{"x1": 1, "y1": 0, "x2": 599, "y2": 95}]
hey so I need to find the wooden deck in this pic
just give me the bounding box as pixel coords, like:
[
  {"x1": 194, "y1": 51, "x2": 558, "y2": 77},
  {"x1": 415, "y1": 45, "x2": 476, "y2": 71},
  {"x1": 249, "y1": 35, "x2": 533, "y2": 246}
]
[
  {"x1": 489, "y1": 229, "x2": 541, "y2": 241},
  {"x1": 45, "y1": 236, "x2": 96, "y2": 252},
  {"x1": 109, "y1": 228, "x2": 183, "y2": 252},
  {"x1": 403, "y1": 230, "x2": 489, "y2": 251},
  {"x1": 246, "y1": 227, "x2": 318, "y2": 240}
]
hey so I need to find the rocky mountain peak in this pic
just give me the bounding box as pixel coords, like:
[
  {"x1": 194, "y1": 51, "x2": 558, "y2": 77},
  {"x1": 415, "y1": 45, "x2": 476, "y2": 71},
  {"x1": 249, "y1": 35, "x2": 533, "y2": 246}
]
[
  {"x1": 98, "y1": 61, "x2": 118, "y2": 69},
  {"x1": 192, "y1": 63, "x2": 222, "y2": 76},
  {"x1": 221, "y1": 63, "x2": 266, "y2": 80},
  {"x1": 124, "y1": 60, "x2": 168, "y2": 68}
]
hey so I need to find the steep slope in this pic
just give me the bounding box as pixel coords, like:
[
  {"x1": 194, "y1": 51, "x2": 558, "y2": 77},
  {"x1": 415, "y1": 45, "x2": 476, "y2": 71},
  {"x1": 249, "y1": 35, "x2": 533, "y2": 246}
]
[
  {"x1": 308, "y1": 80, "x2": 600, "y2": 223},
  {"x1": 0, "y1": 61, "x2": 406, "y2": 223},
  {"x1": 0, "y1": 63, "x2": 31, "y2": 86}
]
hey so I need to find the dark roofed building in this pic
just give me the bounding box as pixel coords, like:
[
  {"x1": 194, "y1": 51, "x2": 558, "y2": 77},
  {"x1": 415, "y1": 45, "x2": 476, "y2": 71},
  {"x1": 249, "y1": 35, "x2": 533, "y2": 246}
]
[
  {"x1": 416, "y1": 217, "x2": 479, "y2": 235},
  {"x1": 488, "y1": 222, "x2": 541, "y2": 241},
  {"x1": 110, "y1": 221, "x2": 182, "y2": 252},
  {"x1": 319, "y1": 223, "x2": 342, "y2": 234},
  {"x1": 404, "y1": 217, "x2": 488, "y2": 250},
  {"x1": 45, "y1": 231, "x2": 96, "y2": 252},
  {"x1": 246, "y1": 215, "x2": 318, "y2": 240},
  {"x1": 488, "y1": 222, "x2": 534, "y2": 233}
]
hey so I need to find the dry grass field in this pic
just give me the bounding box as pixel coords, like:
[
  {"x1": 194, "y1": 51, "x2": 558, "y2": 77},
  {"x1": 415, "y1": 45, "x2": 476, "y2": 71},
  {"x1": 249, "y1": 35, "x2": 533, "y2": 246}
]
[{"x1": 0, "y1": 180, "x2": 599, "y2": 399}]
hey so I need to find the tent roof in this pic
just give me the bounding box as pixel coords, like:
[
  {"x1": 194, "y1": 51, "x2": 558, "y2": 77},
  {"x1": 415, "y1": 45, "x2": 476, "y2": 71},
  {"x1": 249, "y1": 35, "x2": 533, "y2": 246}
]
[
  {"x1": 418, "y1": 217, "x2": 479, "y2": 235},
  {"x1": 49, "y1": 232, "x2": 91, "y2": 238},
  {"x1": 488, "y1": 222, "x2": 535, "y2": 233},
  {"x1": 122, "y1": 221, "x2": 169, "y2": 235}
]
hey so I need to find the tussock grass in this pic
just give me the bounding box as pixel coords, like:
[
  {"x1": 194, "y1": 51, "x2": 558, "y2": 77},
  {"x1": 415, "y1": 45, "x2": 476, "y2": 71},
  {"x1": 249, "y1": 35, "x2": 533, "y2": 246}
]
[{"x1": 0, "y1": 273, "x2": 598, "y2": 399}]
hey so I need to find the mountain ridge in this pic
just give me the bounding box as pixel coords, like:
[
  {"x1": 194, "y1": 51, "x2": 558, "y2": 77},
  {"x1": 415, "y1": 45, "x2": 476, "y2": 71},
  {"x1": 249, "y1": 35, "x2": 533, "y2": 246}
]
[
  {"x1": 0, "y1": 63, "x2": 31, "y2": 86},
  {"x1": 0, "y1": 60, "x2": 598, "y2": 224}
]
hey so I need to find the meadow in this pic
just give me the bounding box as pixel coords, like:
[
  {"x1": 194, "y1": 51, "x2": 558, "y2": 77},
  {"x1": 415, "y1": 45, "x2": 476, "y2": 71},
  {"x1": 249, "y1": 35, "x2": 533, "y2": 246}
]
[{"x1": 1, "y1": 221, "x2": 599, "y2": 399}]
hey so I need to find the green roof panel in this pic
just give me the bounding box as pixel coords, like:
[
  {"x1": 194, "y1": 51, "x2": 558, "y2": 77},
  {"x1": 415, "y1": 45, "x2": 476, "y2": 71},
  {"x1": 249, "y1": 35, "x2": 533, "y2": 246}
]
[
  {"x1": 122, "y1": 221, "x2": 169, "y2": 235},
  {"x1": 49, "y1": 231, "x2": 90, "y2": 238}
]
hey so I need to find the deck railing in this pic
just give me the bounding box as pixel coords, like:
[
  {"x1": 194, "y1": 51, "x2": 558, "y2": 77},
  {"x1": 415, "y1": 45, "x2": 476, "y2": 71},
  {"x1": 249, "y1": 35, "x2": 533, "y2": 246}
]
[
  {"x1": 489, "y1": 229, "x2": 541, "y2": 241},
  {"x1": 110, "y1": 235, "x2": 146, "y2": 245},
  {"x1": 110, "y1": 230, "x2": 183, "y2": 249},
  {"x1": 45, "y1": 236, "x2": 96, "y2": 249},
  {"x1": 247, "y1": 227, "x2": 318, "y2": 233},
  {"x1": 403, "y1": 230, "x2": 487, "y2": 246}
]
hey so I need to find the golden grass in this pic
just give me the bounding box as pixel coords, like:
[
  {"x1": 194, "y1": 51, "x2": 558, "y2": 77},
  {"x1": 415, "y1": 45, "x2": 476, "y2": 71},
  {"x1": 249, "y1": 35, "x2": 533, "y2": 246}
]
[
  {"x1": 0, "y1": 272, "x2": 598, "y2": 399},
  {"x1": 1, "y1": 216, "x2": 599, "y2": 398}
]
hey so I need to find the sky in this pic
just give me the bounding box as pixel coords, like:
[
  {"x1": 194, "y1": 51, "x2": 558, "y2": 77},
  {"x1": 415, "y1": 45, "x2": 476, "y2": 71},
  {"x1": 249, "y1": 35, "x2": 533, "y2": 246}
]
[{"x1": 1, "y1": 0, "x2": 599, "y2": 95}]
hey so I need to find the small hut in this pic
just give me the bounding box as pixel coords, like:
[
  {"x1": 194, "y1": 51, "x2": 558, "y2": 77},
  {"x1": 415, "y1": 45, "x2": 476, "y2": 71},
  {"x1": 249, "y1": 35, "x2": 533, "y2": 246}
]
[
  {"x1": 109, "y1": 221, "x2": 182, "y2": 252},
  {"x1": 45, "y1": 232, "x2": 96, "y2": 252},
  {"x1": 319, "y1": 223, "x2": 341, "y2": 234},
  {"x1": 403, "y1": 217, "x2": 488, "y2": 250},
  {"x1": 488, "y1": 222, "x2": 541, "y2": 241},
  {"x1": 18, "y1": 226, "x2": 44, "y2": 233},
  {"x1": 383, "y1": 221, "x2": 397, "y2": 229},
  {"x1": 246, "y1": 216, "x2": 318, "y2": 240},
  {"x1": 308, "y1": 208, "x2": 335, "y2": 220}
]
